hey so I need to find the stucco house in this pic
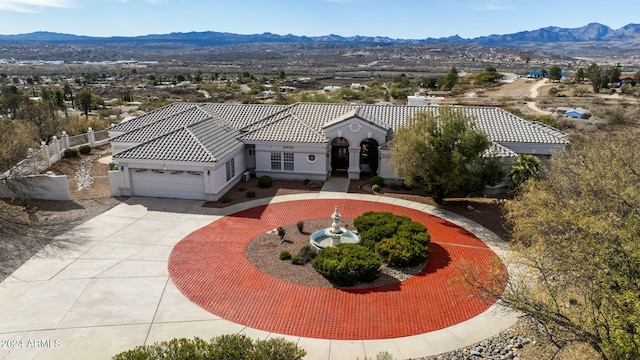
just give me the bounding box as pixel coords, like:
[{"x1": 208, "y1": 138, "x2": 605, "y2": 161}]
[{"x1": 108, "y1": 102, "x2": 568, "y2": 201}]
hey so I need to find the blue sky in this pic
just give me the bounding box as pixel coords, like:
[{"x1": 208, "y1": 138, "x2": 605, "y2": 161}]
[{"x1": 0, "y1": 0, "x2": 638, "y2": 39}]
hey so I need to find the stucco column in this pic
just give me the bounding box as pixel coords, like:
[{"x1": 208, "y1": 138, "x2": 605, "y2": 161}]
[{"x1": 347, "y1": 147, "x2": 360, "y2": 179}]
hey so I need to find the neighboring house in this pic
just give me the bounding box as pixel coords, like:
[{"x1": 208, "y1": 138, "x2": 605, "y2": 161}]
[
  {"x1": 565, "y1": 107, "x2": 590, "y2": 119},
  {"x1": 619, "y1": 76, "x2": 634, "y2": 87},
  {"x1": 108, "y1": 102, "x2": 568, "y2": 201}
]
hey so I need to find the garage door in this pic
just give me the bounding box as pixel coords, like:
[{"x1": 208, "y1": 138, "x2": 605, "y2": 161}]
[{"x1": 130, "y1": 169, "x2": 205, "y2": 200}]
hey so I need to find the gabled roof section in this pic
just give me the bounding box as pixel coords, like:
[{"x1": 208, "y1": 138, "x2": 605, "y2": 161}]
[
  {"x1": 108, "y1": 102, "x2": 199, "y2": 133},
  {"x1": 199, "y1": 103, "x2": 288, "y2": 128},
  {"x1": 322, "y1": 107, "x2": 391, "y2": 131},
  {"x1": 113, "y1": 119, "x2": 243, "y2": 163},
  {"x1": 110, "y1": 106, "x2": 216, "y2": 143},
  {"x1": 241, "y1": 112, "x2": 327, "y2": 143}
]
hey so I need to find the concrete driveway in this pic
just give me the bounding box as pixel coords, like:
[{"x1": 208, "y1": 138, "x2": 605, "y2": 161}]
[{"x1": 0, "y1": 194, "x2": 517, "y2": 360}]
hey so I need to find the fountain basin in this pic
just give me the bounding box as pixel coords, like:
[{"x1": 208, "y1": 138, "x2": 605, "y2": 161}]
[{"x1": 310, "y1": 229, "x2": 360, "y2": 251}]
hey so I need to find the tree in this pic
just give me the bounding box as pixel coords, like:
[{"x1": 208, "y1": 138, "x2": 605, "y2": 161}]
[
  {"x1": 441, "y1": 66, "x2": 459, "y2": 91},
  {"x1": 474, "y1": 67, "x2": 504, "y2": 86},
  {"x1": 504, "y1": 133, "x2": 640, "y2": 359},
  {"x1": 548, "y1": 66, "x2": 562, "y2": 81},
  {"x1": 390, "y1": 107, "x2": 491, "y2": 203},
  {"x1": 590, "y1": 66, "x2": 605, "y2": 93},
  {"x1": 574, "y1": 67, "x2": 585, "y2": 82},
  {"x1": 75, "y1": 89, "x2": 93, "y2": 117},
  {"x1": 604, "y1": 65, "x2": 621, "y2": 88},
  {"x1": 508, "y1": 154, "x2": 542, "y2": 192}
]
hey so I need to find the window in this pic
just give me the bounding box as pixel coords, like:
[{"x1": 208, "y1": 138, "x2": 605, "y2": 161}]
[
  {"x1": 270, "y1": 152, "x2": 295, "y2": 171},
  {"x1": 226, "y1": 158, "x2": 235, "y2": 181},
  {"x1": 270, "y1": 152, "x2": 281, "y2": 170},
  {"x1": 283, "y1": 152, "x2": 294, "y2": 171}
]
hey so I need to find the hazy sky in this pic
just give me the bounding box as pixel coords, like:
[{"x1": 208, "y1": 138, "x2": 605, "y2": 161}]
[{"x1": 0, "y1": 0, "x2": 638, "y2": 38}]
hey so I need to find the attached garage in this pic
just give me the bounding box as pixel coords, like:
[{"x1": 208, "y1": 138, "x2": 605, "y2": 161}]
[{"x1": 130, "y1": 168, "x2": 205, "y2": 200}]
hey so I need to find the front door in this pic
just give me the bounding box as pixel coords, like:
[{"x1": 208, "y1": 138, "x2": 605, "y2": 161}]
[{"x1": 332, "y1": 146, "x2": 349, "y2": 171}]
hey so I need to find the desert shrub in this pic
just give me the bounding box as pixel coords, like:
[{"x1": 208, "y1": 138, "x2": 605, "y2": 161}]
[
  {"x1": 296, "y1": 220, "x2": 304, "y2": 233},
  {"x1": 375, "y1": 235, "x2": 429, "y2": 267},
  {"x1": 371, "y1": 184, "x2": 381, "y2": 193},
  {"x1": 246, "y1": 191, "x2": 256, "y2": 198},
  {"x1": 304, "y1": 179, "x2": 310, "y2": 185},
  {"x1": 290, "y1": 256, "x2": 303, "y2": 265},
  {"x1": 78, "y1": 145, "x2": 91, "y2": 155},
  {"x1": 277, "y1": 226, "x2": 286, "y2": 241},
  {"x1": 296, "y1": 244, "x2": 316, "y2": 264},
  {"x1": 312, "y1": 244, "x2": 381, "y2": 286},
  {"x1": 112, "y1": 334, "x2": 306, "y2": 360},
  {"x1": 370, "y1": 176, "x2": 384, "y2": 187},
  {"x1": 63, "y1": 148, "x2": 78, "y2": 158},
  {"x1": 257, "y1": 175, "x2": 272, "y2": 188},
  {"x1": 279, "y1": 250, "x2": 292, "y2": 261}
]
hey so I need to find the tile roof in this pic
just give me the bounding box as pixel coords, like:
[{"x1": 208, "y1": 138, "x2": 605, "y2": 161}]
[
  {"x1": 113, "y1": 119, "x2": 243, "y2": 163},
  {"x1": 110, "y1": 106, "x2": 215, "y2": 143},
  {"x1": 110, "y1": 102, "x2": 568, "y2": 163},
  {"x1": 239, "y1": 103, "x2": 568, "y2": 146}
]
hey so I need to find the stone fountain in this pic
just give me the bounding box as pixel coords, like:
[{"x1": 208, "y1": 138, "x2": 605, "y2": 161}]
[{"x1": 310, "y1": 206, "x2": 360, "y2": 251}]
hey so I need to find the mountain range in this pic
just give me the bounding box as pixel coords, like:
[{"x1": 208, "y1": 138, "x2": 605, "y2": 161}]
[
  {"x1": 0, "y1": 23, "x2": 638, "y2": 62},
  {"x1": 1, "y1": 22, "x2": 639, "y2": 48}
]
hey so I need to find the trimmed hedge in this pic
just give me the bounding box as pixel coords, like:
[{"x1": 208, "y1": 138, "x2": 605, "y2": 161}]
[
  {"x1": 375, "y1": 235, "x2": 429, "y2": 267},
  {"x1": 112, "y1": 334, "x2": 306, "y2": 360},
  {"x1": 353, "y1": 211, "x2": 431, "y2": 266},
  {"x1": 312, "y1": 244, "x2": 381, "y2": 286},
  {"x1": 78, "y1": 145, "x2": 91, "y2": 155},
  {"x1": 63, "y1": 148, "x2": 78, "y2": 158},
  {"x1": 257, "y1": 175, "x2": 272, "y2": 188},
  {"x1": 370, "y1": 176, "x2": 384, "y2": 187}
]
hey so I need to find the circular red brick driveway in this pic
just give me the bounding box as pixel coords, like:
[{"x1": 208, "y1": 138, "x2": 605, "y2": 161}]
[{"x1": 168, "y1": 199, "x2": 507, "y2": 340}]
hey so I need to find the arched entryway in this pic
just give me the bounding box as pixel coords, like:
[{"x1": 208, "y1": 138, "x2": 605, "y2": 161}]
[
  {"x1": 359, "y1": 138, "x2": 379, "y2": 176},
  {"x1": 331, "y1": 137, "x2": 349, "y2": 173}
]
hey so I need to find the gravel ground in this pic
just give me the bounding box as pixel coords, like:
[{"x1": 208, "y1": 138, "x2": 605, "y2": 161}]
[{"x1": 245, "y1": 218, "x2": 425, "y2": 289}]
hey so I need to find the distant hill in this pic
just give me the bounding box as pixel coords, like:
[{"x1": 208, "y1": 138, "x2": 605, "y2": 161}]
[
  {"x1": 1, "y1": 23, "x2": 639, "y2": 47},
  {"x1": 1, "y1": 23, "x2": 638, "y2": 62}
]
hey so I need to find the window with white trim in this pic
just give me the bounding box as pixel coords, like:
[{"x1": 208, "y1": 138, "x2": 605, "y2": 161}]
[
  {"x1": 270, "y1": 152, "x2": 295, "y2": 171},
  {"x1": 283, "y1": 152, "x2": 294, "y2": 171},
  {"x1": 226, "y1": 158, "x2": 235, "y2": 181},
  {"x1": 270, "y1": 152, "x2": 281, "y2": 170}
]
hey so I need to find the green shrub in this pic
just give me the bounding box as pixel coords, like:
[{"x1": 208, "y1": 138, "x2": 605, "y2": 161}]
[
  {"x1": 291, "y1": 256, "x2": 303, "y2": 265},
  {"x1": 354, "y1": 211, "x2": 431, "y2": 265},
  {"x1": 296, "y1": 220, "x2": 304, "y2": 233},
  {"x1": 78, "y1": 145, "x2": 91, "y2": 155},
  {"x1": 370, "y1": 176, "x2": 384, "y2": 187},
  {"x1": 277, "y1": 226, "x2": 286, "y2": 241},
  {"x1": 371, "y1": 184, "x2": 381, "y2": 193},
  {"x1": 246, "y1": 191, "x2": 256, "y2": 198},
  {"x1": 257, "y1": 175, "x2": 272, "y2": 188},
  {"x1": 304, "y1": 179, "x2": 310, "y2": 185},
  {"x1": 112, "y1": 334, "x2": 306, "y2": 360},
  {"x1": 312, "y1": 244, "x2": 381, "y2": 286},
  {"x1": 279, "y1": 250, "x2": 292, "y2": 260},
  {"x1": 375, "y1": 235, "x2": 429, "y2": 267},
  {"x1": 296, "y1": 244, "x2": 316, "y2": 264},
  {"x1": 63, "y1": 148, "x2": 78, "y2": 158}
]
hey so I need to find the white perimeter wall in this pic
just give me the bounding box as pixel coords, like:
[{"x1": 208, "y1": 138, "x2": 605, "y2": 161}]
[{"x1": 0, "y1": 174, "x2": 70, "y2": 201}]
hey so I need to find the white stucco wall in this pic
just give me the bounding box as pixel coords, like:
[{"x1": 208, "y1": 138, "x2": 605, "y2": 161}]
[
  {"x1": 0, "y1": 174, "x2": 70, "y2": 201},
  {"x1": 253, "y1": 142, "x2": 329, "y2": 181}
]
